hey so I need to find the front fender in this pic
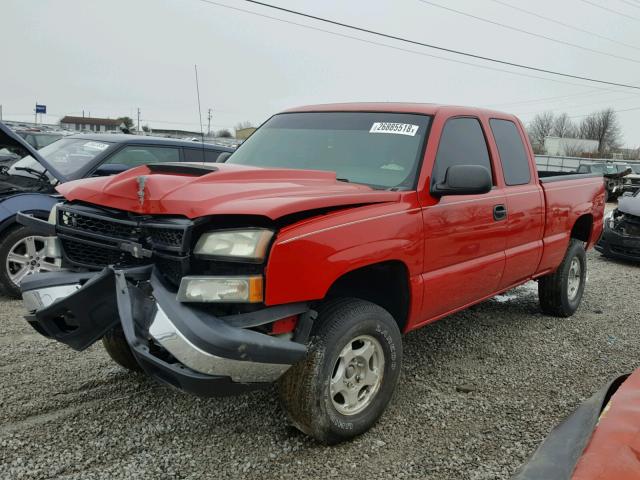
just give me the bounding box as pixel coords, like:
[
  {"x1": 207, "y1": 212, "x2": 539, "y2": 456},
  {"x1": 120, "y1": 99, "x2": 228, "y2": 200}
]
[
  {"x1": 0, "y1": 194, "x2": 58, "y2": 232},
  {"x1": 264, "y1": 201, "x2": 423, "y2": 305}
]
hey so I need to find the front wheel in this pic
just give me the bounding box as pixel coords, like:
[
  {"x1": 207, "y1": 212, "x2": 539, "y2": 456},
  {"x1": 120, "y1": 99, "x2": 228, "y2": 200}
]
[
  {"x1": 278, "y1": 298, "x2": 402, "y2": 444},
  {"x1": 538, "y1": 238, "x2": 587, "y2": 317},
  {"x1": 102, "y1": 327, "x2": 143, "y2": 372},
  {"x1": 0, "y1": 225, "x2": 62, "y2": 298}
]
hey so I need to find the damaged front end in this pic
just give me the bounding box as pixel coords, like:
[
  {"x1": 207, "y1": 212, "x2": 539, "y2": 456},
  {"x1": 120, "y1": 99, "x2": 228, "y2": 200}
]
[
  {"x1": 20, "y1": 265, "x2": 312, "y2": 396},
  {"x1": 596, "y1": 195, "x2": 640, "y2": 262}
]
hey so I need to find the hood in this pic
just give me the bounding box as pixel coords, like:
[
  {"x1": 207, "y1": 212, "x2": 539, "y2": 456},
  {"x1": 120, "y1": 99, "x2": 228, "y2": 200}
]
[
  {"x1": 0, "y1": 122, "x2": 65, "y2": 182},
  {"x1": 618, "y1": 192, "x2": 640, "y2": 217},
  {"x1": 56, "y1": 163, "x2": 401, "y2": 219}
]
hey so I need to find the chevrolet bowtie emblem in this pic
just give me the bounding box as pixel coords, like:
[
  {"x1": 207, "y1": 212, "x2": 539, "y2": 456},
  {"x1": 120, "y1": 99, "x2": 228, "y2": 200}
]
[{"x1": 137, "y1": 175, "x2": 147, "y2": 206}]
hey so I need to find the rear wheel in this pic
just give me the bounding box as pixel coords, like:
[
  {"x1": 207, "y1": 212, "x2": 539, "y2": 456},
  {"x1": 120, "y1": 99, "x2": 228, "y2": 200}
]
[
  {"x1": 538, "y1": 239, "x2": 587, "y2": 317},
  {"x1": 278, "y1": 298, "x2": 402, "y2": 444},
  {"x1": 102, "y1": 327, "x2": 143, "y2": 372},
  {"x1": 0, "y1": 225, "x2": 62, "y2": 298}
]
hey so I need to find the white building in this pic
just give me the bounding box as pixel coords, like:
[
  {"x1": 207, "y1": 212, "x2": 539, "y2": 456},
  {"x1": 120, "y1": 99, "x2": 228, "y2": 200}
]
[{"x1": 544, "y1": 136, "x2": 599, "y2": 156}]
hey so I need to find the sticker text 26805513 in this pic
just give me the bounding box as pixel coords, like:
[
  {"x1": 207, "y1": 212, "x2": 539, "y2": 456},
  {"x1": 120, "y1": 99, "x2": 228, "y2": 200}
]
[{"x1": 369, "y1": 122, "x2": 419, "y2": 136}]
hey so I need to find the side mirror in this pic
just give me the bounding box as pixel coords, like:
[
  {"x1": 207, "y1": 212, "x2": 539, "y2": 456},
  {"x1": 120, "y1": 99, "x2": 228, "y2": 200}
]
[
  {"x1": 216, "y1": 152, "x2": 232, "y2": 163},
  {"x1": 432, "y1": 165, "x2": 492, "y2": 197},
  {"x1": 94, "y1": 163, "x2": 129, "y2": 176}
]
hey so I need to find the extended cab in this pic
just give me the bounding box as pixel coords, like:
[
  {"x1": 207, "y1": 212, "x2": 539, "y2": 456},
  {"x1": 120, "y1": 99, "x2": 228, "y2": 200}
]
[{"x1": 18, "y1": 104, "x2": 604, "y2": 444}]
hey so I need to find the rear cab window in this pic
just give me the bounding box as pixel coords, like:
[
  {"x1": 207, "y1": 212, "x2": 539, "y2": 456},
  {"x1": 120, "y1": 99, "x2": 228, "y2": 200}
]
[
  {"x1": 489, "y1": 119, "x2": 531, "y2": 186},
  {"x1": 104, "y1": 145, "x2": 181, "y2": 167},
  {"x1": 432, "y1": 117, "x2": 493, "y2": 187}
]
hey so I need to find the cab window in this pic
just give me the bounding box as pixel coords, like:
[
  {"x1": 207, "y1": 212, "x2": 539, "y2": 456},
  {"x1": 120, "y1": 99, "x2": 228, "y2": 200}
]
[
  {"x1": 432, "y1": 117, "x2": 493, "y2": 186},
  {"x1": 490, "y1": 119, "x2": 531, "y2": 186}
]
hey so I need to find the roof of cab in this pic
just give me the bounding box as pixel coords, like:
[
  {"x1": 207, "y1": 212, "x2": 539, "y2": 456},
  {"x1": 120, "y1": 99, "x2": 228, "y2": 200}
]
[{"x1": 283, "y1": 102, "x2": 517, "y2": 120}]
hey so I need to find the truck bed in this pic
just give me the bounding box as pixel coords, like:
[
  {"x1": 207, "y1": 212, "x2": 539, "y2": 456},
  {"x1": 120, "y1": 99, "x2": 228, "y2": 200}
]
[{"x1": 536, "y1": 175, "x2": 605, "y2": 275}]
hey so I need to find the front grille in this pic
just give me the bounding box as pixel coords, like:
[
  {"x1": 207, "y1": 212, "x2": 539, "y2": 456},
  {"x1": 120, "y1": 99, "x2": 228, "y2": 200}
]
[
  {"x1": 57, "y1": 204, "x2": 193, "y2": 283},
  {"x1": 59, "y1": 209, "x2": 139, "y2": 239},
  {"x1": 61, "y1": 238, "x2": 146, "y2": 268}
]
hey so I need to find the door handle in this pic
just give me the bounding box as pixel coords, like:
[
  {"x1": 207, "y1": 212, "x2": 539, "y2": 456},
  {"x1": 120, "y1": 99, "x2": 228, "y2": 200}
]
[{"x1": 493, "y1": 204, "x2": 507, "y2": 221}]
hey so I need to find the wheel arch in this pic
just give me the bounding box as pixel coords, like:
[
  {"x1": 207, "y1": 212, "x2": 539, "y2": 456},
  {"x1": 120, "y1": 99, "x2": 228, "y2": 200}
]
[
  {"x1": 323, "y1": 260, "x2": 411, "y2": 333},
  {"x1": 571, "y1": 213, "x2": 594, "y2": 243}
]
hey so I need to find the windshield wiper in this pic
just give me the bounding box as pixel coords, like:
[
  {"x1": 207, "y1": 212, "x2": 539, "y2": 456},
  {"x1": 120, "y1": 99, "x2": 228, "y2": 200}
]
[
  {"x1": 13, "y1": 166, "x2": 51, "y2": 183},
  {"x1": 336, "y1": 177, "x2": 351, "y2": 183}
]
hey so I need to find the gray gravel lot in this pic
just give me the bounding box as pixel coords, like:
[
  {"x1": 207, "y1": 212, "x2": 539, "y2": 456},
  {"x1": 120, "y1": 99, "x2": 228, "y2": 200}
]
[{"x1": 1, "y1": 248, "x2": 639, "y2": 480}]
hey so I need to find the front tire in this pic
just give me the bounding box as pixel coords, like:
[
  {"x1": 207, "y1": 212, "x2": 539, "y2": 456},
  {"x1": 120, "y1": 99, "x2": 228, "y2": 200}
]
[
  {"x1": 278, "y1": 298, "x2": 402, "y2": 444},
  {"x1": 102, "y1": 327, "x2": 143, "y2": 372},
  {"x1": 0, "y1": 225, "x2": 62, "y2": 298},
  {"x1": 538, "y1": 238, "x2": 587, "y2": 317}
]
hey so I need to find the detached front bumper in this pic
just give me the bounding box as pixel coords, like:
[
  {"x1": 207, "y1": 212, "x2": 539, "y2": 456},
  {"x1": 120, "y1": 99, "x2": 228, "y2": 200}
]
[
  {"x1": 20, "y1": 267, "x2": 311, "y2": 396},
  {"x1": 595, "y1": 226, "x2": 640, "y2": 262}
]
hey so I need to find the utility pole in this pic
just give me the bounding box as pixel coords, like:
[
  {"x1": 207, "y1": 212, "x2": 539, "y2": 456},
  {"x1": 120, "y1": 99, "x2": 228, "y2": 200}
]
[
  {"x1": 0, "y1": 104, "x2": 3, "y2": 121},
  {"x1": 137, "y1": 107, "x2": 141, "y2": 134},
  {"x1": 207, "y1": 108, "x2": 212, "y2": 136}
]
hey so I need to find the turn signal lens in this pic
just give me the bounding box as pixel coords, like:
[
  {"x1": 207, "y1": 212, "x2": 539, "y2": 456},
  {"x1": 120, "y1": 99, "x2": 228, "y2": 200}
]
[{"x1": 177, "y1": 276, "x2": 263, "y2": 303}]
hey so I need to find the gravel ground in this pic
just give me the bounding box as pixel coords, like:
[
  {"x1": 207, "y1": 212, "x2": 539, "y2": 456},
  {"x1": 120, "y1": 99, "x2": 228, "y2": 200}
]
[{"x1": 1, "y1": 243, "x2": 639, "y2": 479}]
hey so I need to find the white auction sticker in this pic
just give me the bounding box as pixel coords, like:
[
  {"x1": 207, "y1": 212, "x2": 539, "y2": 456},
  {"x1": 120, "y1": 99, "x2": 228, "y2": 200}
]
[{"x1": 370, "y1": 122, "x2": 419, "y2": 136}]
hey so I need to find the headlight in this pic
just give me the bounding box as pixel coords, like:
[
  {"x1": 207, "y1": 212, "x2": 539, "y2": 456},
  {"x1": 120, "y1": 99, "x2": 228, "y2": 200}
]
[
  {"x1": 177, "y1": 275, "x2": 263, "y2": 303},
  {"x1": 604, "y1": 210, "x2": 614, "y2": 228},
  {"x1": 48, "y1": 203, "x2": 61, "y2": 224},
  {"x1": 194, "y1": 229, "x2": 274, "y2": 261}
]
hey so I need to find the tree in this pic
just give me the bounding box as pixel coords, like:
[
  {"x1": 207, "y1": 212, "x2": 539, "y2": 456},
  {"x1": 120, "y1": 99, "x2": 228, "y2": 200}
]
[
  {"x1": 116, "y1": 116, "x2": 134, "y2": 130},
  {"x1": 527, "y1": 111, "x2": 555, "y2": 153},
  {"x1": 235, "y1": 121, "x2": 254, "y2": 130},
  {"x1": 216, "y1": 129, "x2": 232, "y2": 138},
  {"x1": 141, "y1": 125, "x2": 150, "y2": 133},
  {"x1": 578, "y1": 108, "x2": 621, "y2": 154},
  {"x1": 552, "y1": 113, "x2": 575, "y2": 138}
]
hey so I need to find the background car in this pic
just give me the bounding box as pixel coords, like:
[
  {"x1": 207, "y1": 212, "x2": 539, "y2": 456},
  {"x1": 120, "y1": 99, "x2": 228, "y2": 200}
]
[
  {"x1": 0, "y1": 122, "x2": 234, "y2": 297},
  {"x1": 622, "y1": 163, "x2": 640, "y2": 195},
  {"x1": 15, "y1": 130, "x2": 65, "y2": 149},
  {"x1": 577, "y1": 162, "x2": 632, "y2": 201}
]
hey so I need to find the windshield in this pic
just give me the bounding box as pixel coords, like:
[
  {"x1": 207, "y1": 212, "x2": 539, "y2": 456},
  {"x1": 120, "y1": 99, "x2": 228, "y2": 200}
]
[
  {"x1": 7, "y1": 138, "x2": 111, "y2": 181},
  {"x1": 227, "y1": 112, "x2": 431, "y2": 189},
  {"x1": 630, "y1": 164, "x2": 640, "y2": 174}
]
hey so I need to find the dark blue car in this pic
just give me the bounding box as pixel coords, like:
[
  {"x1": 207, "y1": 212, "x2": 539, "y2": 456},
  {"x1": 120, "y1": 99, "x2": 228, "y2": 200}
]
[{"x1": 0, "y1": 122, "x2": 234, "y2": 297}]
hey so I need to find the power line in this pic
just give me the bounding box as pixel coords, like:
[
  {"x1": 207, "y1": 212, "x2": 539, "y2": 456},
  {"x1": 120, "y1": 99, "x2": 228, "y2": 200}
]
[
  {"x1": 416, "y1": 0, "x2": 640, "y2": 64},
  {"x1": 489, "y1": 0, "x2": 640, "y2": 52},
  {"x1": 617, "y1": 0, "x2": 640, "y2": 9},
  {"x1": 236, "y1": 0, "x2": 640, "y2": 90},
  {"x1": 194, "y1": 0, "x2": 633, "y2": 93},
  {"x1": 577, "y1": 0, "x2": 640, "y2": 22}
]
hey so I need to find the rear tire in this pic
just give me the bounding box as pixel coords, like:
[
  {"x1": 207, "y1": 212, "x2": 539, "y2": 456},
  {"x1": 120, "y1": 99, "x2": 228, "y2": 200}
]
[
  {"x1": 102, "y1": 327, "x2": 143, "y2": 372},
  {"x1": 278, "y1": 298, "x2": 402, "y2": 444},
  {"x1": 538, "y1": 239, "x2": 587, "y2": 317}
]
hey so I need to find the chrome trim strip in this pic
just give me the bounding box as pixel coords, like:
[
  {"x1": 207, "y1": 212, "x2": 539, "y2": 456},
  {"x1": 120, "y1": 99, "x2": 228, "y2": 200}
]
[{"x1": 148, "y1": 305, "x2": 291, "y2": 383}]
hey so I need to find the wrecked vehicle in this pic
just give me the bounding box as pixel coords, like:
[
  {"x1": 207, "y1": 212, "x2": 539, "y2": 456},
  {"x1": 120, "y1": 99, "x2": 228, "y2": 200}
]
[
  {"x1": 577, "y1": 163, "x2": 632, "y2": 201},
  {"x1": 622, "y1": 163, "x2": 640, "y2": 196},
  {"x1": 17, "y1": 104, "x2": 604, "y2": 444},
  {"x1": 596, "y1": 190, "x2": 640, "y2": 262},
  {"x1": 513, "y1": 370, "x2": 640, "y2": 480}
]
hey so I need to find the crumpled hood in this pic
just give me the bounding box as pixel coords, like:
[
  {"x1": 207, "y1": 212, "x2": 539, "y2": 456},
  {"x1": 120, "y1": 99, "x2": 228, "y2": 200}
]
[
  {"x1": 618, "y1": 193, "x2": 640, "y2": 217},
  {"x1": 56, "y1": 163, "x2": 400, "y2": 219}
]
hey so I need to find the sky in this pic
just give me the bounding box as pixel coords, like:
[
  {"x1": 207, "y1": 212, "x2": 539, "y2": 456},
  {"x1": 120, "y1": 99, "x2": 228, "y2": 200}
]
[{"x1": 3, "y1": 0, "x2": 640, "y2": 146}]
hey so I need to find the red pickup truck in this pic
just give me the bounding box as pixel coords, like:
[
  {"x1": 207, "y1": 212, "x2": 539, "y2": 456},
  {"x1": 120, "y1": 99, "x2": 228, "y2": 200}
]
[{"x1": 18, "y1": 103, "x2": 604, "y2": 444}]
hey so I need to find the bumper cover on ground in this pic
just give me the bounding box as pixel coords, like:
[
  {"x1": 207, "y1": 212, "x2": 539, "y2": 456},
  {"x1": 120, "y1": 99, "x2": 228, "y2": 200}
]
[{"x1": 20, "y1": 267, "x2": 309, "y2": 396}]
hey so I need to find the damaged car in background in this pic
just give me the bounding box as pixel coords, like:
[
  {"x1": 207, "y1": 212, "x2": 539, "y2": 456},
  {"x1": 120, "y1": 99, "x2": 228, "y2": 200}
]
[{"x1": 596, "y1": 190, "x2": 640, "y2": 262}]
